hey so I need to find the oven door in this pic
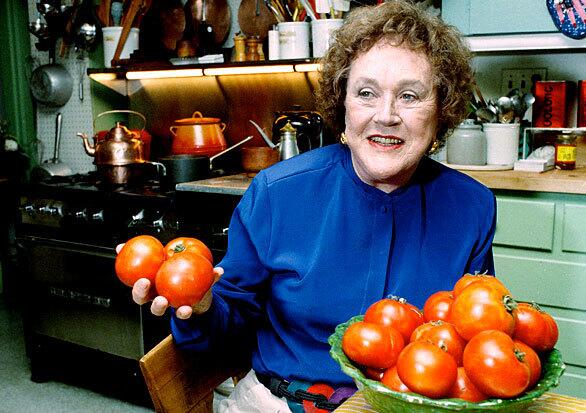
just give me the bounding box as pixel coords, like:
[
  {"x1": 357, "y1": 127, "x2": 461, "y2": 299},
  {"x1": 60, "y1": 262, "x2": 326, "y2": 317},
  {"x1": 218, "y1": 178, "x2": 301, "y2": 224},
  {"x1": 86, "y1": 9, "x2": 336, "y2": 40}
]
[{"x1": 18, "y1": 235, "x2": 153, "y2": 360}]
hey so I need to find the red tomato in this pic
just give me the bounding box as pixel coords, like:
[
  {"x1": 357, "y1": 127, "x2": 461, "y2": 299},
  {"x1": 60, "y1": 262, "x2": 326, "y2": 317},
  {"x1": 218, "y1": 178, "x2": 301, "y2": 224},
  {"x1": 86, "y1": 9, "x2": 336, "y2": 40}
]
[
  {"x1": 513, "y1": 302, "x2": 559, "y2": 353},
  {"x1": 409, "y1": 322, "x2": 435, "y2": 343},
  {"x1": 463, "y1": 330, "x2": 531, "y2": 398},
  {"x1": 302, "y1": 383, "x2": 334, "y2": 413},
  {"x1": 364, "y1": 297, "x2": 423, "y2": 343},
  {"x1": 410, "y1": 321, "x2": 466, "y2": 366},
  {"x1": 423, "y1": 290, "x2": 454, "y2": 322},
  {"x1": 154, "y1": 252, "x2": 215, "y2": 308},
  {"x1": 406, "y1": 303, "x2": 425, "y2": 325},
  {"x1": 453, "y1": 273, "x2": 510, "y2": 298},
  {"x1": 396, "y1": 341, "x2": 458, "y2": 399},
  {"x1": 514, "y1": 340, "x2": 542, "y2": 390},
  {"x1": 115, "y1": 235, "x2": 165, "y2": 287},
  {"x1": 450, "y1": 281, "x2": 516, "y2": 341},
  {"x1": 381, "y1": 366, "x2": 410, "y2": 393},
  {"x1": 342, "y1": 322, "x2": 405, "y2": 370},
  {"x1": 446, "y1": 367, "x2": 488, "y2": 402},
  {"x1": 164, "y1": 237, "x2": 213, "y2": 264}
]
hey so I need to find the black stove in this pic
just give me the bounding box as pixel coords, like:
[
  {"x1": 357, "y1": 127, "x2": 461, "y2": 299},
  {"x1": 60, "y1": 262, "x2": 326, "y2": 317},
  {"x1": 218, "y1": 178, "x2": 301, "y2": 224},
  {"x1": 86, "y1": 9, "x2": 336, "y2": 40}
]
[
  {"x1": 16, "y1": 172, "x2": 188, "y2": 406},
  {"x1": 20, "y1": 172, "x2": 179, "y2": 248}
]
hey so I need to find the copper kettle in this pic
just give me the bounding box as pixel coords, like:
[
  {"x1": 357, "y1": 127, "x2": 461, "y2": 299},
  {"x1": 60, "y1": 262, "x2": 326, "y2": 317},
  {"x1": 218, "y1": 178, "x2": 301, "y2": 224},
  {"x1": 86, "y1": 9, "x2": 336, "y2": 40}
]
[
  {"x1": 77, "y1": 110, "x2": 165, "y2": 186},
  {"x1": 78, "y1": 122, "x2": 145, "y2": 165}
]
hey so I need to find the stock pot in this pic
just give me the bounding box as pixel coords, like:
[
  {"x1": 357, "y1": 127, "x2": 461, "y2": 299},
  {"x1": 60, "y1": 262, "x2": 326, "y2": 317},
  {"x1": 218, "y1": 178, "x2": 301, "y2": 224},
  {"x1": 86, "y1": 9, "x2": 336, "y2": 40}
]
[{"x1": 170, "y1": 111, "x2": 227, "y2": 156}]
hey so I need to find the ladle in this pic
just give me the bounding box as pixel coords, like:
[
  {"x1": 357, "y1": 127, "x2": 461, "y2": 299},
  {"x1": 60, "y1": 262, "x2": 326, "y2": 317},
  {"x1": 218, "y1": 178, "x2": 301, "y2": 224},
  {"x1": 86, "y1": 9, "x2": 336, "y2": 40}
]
[
  {"x1": 36, "y1": 1, "x2": 59, "y2": 17},
  {"x1": 29, "y1": 15, "x2": 49, "y2": 38},
  {"x1": 75, "y1": 22, "x2": 98, "y2": 51}
]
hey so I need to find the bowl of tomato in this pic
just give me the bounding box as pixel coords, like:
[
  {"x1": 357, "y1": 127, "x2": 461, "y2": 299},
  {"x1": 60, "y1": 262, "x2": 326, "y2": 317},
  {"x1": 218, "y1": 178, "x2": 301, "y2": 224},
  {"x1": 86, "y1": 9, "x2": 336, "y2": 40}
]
[{"x1": 329, "y1": 315, "x2": 565, "y2": 413}]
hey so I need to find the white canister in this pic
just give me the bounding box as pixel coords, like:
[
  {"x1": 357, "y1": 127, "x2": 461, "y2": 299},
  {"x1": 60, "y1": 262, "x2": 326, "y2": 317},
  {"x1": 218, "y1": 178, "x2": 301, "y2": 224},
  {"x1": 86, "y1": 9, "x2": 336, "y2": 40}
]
[
  {"x1": 277, "y1": 22, "x2": 310, "y2": 60},
  {"x1": 268, "y1": 29, "x2": 280, "y2": 60},
  {"x1": 447, "y1": 122, "x2": 487, "y2": 165},
  {"x1": 311, "y1": 19, "x2": 343, "y2": 58},
  {"x1": 102, "y1": 27, "x2": 140, "y2": 68},
  {"x1": 483, "y1": 123, "x2": 521, "y2": 166}
]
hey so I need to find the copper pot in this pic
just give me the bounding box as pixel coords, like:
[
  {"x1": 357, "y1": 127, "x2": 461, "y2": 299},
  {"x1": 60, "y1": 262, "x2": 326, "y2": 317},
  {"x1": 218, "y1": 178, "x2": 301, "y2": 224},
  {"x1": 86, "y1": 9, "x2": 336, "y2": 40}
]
[
  {"x1": 169, "y1": 111, "x2": 227, "y2": 156},
  {"x1": 241, "y1": 146, "x2": 279, "y2": 172}
]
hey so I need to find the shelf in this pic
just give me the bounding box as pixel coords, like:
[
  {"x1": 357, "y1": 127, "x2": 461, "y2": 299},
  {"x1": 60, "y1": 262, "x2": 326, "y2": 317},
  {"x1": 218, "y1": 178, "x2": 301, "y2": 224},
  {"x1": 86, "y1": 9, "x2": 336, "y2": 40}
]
[
  {"x1": 88, "y1": 58, "x2": 321, "y2": 95},
  {"x1": 466, "y1": 33, "x2": 586, "y2": 52}
]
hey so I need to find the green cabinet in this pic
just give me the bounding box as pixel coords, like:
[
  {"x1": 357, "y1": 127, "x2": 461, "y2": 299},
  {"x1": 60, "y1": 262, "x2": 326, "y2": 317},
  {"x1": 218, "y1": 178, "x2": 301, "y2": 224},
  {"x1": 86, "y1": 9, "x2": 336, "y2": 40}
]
[
  {"x1": 492, "y1": 190, "x2": 586, "y2": 398},
  {"x1": 442, "y1": 0, "x2": 558, "y2": 36}
]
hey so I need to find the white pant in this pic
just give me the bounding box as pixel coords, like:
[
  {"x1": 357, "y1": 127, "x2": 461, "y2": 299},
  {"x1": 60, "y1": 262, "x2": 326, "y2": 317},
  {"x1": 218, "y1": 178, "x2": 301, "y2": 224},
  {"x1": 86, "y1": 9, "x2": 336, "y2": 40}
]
[{"x1": 215, "y1": 370, "x2": 292, "y2": 413}]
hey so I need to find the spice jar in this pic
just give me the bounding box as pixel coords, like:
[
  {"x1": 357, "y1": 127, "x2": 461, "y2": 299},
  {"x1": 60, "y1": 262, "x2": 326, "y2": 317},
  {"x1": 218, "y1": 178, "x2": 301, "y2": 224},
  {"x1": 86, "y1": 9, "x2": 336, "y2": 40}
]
[
  {"x1": 554, "y1": 132, "x2": 577, "y2": 170},
  {"x1": 232, "y1": 33, "x2": 246, "y2": 62},
  {"x1": 245, "y1": 37, "x2": 262, "y2": 61}
]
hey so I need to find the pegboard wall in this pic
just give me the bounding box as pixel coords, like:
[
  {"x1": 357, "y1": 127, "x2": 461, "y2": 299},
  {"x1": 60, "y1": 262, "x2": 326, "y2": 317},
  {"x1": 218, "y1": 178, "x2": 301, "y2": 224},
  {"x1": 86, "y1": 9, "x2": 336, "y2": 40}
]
[{"x1": 28, "y1": 0, "x2": 95, "y2": 174}]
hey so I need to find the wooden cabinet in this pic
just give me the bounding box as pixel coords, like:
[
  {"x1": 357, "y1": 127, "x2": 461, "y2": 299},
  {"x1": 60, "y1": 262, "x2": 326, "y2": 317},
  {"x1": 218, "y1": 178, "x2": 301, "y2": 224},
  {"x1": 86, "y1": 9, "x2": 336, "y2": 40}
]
[{"x1": 492, "y1": 190, "x2": 586, "y2": 398}]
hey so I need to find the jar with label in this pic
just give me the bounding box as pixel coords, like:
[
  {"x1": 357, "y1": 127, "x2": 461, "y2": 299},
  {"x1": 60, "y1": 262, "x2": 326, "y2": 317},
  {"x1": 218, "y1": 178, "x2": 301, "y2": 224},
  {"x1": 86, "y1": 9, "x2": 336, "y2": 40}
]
[
  {"x1": 554, "y1": 132, "x2": 577, "y2": 170},
  {"x1": 446, "y1": 120, "x2": 487, "y2": 165}
]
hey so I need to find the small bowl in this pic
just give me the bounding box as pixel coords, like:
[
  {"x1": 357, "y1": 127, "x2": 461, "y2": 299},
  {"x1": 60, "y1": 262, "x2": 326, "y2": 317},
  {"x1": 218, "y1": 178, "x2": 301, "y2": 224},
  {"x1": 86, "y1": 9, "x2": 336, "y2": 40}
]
[
  {"x1": 329, "y1": 315, "x2": 566, "y2": 413},
  {"x1": 241, "y1": 146, "x2": 279, "y2": 172}
]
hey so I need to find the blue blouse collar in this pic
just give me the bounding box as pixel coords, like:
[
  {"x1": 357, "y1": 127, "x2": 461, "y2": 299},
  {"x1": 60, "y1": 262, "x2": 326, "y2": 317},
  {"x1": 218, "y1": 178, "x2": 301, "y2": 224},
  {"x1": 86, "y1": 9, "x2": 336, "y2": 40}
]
[{"x1": 339, "y1": 144, "x2": 435, "y2": 202}]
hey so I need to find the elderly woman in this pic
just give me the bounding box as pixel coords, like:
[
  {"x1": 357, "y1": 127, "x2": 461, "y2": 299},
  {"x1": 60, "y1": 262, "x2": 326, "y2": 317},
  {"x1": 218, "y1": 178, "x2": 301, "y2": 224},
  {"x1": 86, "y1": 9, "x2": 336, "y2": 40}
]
[{"x1": 132, "y1": 1, "x2": 496, "y2": 411}]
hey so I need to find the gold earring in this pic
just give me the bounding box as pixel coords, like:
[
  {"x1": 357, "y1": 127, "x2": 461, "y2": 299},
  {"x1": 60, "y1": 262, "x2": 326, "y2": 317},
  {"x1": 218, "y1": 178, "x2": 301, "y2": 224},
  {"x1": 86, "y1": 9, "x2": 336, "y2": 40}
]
[
  {"x1": 340, "y1": 133, "x2": 347, "y2": 144},
  {"x1": 429, "y1": 139, "x2": 440, "y2": 153}
]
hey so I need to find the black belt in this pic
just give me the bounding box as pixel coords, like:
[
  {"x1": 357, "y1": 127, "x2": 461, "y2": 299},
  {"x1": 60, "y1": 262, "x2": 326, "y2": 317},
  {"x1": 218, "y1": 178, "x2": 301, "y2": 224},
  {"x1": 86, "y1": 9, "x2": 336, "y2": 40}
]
[{"x1": 256, "y1": 372, "x2": 341, "y2": 411}]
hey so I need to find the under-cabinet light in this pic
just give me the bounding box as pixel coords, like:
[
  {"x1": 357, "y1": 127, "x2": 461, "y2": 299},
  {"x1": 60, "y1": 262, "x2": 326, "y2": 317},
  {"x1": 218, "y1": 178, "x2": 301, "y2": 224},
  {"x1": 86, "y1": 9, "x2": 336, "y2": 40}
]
[
  {"x1": 126, "y1": 69, "x2": 204, "y2": 80},
  {"x1": 89, "y1": 73, "x2": 118, "y2": 81},
  {"x1": 203, "y1": 65, "x2": 295, "y2": 76},
  {"x1": 294, "y1": 63, "x2": 321, "y2": 72}
]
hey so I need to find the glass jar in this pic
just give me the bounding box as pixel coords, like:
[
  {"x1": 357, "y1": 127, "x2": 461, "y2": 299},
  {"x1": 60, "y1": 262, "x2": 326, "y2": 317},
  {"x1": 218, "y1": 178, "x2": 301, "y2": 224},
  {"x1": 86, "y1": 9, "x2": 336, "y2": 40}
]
[
  {"x1": 447, "y1": 121, "x2": 487, "y2": 165},
  {"x1": 554, "y1": 132, "x2": 577, "y2": 170}
]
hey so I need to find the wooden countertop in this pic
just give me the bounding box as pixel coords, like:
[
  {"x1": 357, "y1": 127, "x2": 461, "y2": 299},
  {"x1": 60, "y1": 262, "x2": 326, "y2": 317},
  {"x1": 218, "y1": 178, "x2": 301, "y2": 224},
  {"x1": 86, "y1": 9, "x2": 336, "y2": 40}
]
[
  {"x1": 458, "y1": 164, "x2": 586, "y2": 195},
  {"x1": 334, "y1": 391, "x2": 586, "y2": 412}
]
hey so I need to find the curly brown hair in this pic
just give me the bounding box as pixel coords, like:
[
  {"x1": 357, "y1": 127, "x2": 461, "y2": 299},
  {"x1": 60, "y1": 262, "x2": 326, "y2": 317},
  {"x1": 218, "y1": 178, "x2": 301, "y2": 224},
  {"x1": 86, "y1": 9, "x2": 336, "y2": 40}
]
[{"x1": 315, "y1": 0, "x2": 474, "y2": 151}]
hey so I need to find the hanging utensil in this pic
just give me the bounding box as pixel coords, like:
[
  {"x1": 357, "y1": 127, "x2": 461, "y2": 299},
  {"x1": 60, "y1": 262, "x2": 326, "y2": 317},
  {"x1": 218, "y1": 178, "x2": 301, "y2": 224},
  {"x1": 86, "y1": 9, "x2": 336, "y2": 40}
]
[
  {"x1": 32, "y1": 113, "x2": 73, "y2": 180},
  {"x1": 30, "y1": 46, "x2": 74, "y2": 107},
  {"x1": 238, "y1": 0, "x2": 277, "y2": 40}
]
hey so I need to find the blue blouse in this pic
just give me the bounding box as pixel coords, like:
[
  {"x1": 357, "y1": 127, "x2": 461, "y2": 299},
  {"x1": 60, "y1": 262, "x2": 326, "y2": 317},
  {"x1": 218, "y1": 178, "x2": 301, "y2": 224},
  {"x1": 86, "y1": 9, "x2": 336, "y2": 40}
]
[{"x1": 171, "y1": 144, "x2": 496, "y2": 386}]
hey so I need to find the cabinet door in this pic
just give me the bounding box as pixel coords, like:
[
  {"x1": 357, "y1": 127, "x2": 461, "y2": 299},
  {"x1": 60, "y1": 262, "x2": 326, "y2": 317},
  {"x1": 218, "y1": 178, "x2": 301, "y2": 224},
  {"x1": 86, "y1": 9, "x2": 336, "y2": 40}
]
[
  {"x1": 493, "y1": 198, "x2": 555, "y2": 251},
  {"x1": 442, "y1": 0, "x2": 557, "y2": 35}
]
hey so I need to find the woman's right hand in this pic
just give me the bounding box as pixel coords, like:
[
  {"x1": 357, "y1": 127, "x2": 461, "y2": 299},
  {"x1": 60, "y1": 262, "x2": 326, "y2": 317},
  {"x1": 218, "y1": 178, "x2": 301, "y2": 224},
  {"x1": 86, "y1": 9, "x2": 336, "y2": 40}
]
[{"x1": 130, "y1": 267, "x2": 223, "y2": 320}]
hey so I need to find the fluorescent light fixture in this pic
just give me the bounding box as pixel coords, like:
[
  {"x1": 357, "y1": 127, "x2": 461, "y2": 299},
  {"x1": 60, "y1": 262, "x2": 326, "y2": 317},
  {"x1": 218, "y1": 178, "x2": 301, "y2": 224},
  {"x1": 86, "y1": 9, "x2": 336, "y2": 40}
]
[
  {"x1": 295, "y1": 63, "x2": 321, "y2": 72},
  {"x1": 126, "y1": 69, "x2": 204, "y2": 80},
  {"x1": 89, "y1": 73, "x2": 118, "y2": 81},
  {"x1": 203, "y1": 65, "x2": 295, "y2": 76}
]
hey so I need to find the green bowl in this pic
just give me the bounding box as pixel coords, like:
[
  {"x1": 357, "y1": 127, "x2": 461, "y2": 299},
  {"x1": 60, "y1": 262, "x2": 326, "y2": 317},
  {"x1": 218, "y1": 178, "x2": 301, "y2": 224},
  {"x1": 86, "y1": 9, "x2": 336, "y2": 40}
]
[{"x1": 329, "y1": 315, "x2": 566, "y2": 413}]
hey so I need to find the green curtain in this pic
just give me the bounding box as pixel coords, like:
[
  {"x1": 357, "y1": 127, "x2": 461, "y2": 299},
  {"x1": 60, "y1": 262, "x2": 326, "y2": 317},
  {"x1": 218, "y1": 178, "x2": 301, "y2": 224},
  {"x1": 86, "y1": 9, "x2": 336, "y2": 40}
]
[{"x1": 0, "y1": 0, "x2": 36, "y2": 164}]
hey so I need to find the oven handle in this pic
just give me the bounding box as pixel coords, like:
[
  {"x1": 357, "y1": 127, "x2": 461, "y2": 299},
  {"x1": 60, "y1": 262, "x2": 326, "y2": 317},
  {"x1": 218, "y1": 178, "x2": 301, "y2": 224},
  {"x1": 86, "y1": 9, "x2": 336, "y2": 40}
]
[{"x1": 17, "y1": 235, "x2": 117, "y2": 258}]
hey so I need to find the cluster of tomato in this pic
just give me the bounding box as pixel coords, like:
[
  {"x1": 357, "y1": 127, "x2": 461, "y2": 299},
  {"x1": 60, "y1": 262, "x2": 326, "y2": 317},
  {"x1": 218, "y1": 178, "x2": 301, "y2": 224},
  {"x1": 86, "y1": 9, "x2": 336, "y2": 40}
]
[
  {"x1": 115, "y1": 235, "x2": 215, "y2": 308},
  {"x1": 341, "y1": 274, "x2": 559, "y2": 401}
]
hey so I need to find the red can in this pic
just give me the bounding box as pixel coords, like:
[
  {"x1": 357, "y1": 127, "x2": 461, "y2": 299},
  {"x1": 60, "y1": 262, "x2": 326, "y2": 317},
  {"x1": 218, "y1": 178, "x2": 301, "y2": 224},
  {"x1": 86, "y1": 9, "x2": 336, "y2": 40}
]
[
  {"x1": 578, "y1": 80, "x2": 586, "y2": 128},
  {"x1": 532, "y1": 81, "x2": 574, "y2": 128}
]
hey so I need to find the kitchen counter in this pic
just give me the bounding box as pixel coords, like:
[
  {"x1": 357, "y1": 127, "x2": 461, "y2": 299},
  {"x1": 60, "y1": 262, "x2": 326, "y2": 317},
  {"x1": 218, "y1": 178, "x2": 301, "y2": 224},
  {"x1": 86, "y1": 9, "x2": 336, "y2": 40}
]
[
  {"x1": 176, "y1": 164, "x2": 586, "y2": 196},
  {"x1": 460, "y1": 164, "x2": 586, "y2": 195},
  {"x1": 334, "y1": 391, "x2": 586, "y2": 412},
  {"x1": 176, "y1": 173, "x2": 253, "y2": 196}
]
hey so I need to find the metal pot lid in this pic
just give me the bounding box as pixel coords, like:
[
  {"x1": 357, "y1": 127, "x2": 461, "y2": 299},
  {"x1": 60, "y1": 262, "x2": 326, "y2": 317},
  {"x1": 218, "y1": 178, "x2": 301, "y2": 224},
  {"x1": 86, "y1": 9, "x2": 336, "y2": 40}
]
[{"x1": 174, "y1": 111, "x2": 221, "y2": 125}]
